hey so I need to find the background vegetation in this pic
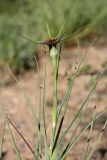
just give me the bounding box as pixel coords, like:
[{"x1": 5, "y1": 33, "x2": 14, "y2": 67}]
[{"x1": 0, "y1": 0, "x2": 107, "y2": 72}]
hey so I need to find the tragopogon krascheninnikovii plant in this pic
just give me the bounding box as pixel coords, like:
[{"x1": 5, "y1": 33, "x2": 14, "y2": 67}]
[{"x1": 0, "y1": 26, "x2": 107, "y2": 160}]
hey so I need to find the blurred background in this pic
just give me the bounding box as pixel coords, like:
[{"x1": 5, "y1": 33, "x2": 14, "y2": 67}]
[
  {"x1": 0, "y1": 0, "x2": 107, "y2": 74},
  {"x1": 1, "y1": 1, "x2": 107, "y2": 160}
]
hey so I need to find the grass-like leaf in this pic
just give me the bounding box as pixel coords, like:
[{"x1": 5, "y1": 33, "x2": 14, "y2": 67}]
[
  {"x1": 52, "y1": 115, "x2": 64, "y2": 154},
  {"x1": 34, "y1": 54, "x2": 42, "y2": 159},
  {"x1": 58, "y1": 40, "x2": 97, "y2": 145},
  {"x1": 59, "y1": 66, "x2": 105, "y2": 147},
  {"x1": 57, "y1": 39, "x2": 96, "y2": 120},
  {"x1": 7, "y1": 116, "x2": 40, "y2": 159},
  {"x1": 59, "y1": 108, "x2": 107, "y2": 160},
  {"x1": 42, "y1": 54, "x2": 49, "y2": 160},
  {"x1": 55, "y1": 44, "x2": 87, "y2": 148},
  {"x1": 86, "y1": 119, "x2": 107, "y2": 160},
  {"x1": 59, "y1": 101, "x2": 89, "y2": 153},
  {"x1": 0, "y1": 121, "x2": 6, "y2": 159},
  {"x1": 7, "y1": 65, "x2": 42, "y2": 158},
  {"x1": 0, "y1": 103, "x2": 23, "y2": 160},
  {"x1": 82, "y1": 106, "x2": 96, "y2": 160}
]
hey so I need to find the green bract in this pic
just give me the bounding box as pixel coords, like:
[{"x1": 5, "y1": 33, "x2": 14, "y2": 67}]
[{"x1": 50, "y1": 47, "x2": 58, "y2": 58}]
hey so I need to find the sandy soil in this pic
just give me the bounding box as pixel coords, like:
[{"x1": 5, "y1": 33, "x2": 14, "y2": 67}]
[{"x1": 0, "y1": 46, "x2": 107, "y2": 160}]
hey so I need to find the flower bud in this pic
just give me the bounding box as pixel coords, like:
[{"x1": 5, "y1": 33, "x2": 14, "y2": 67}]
[{"x1": 50, "y1": 47, "x2": 58, "y2": 58}]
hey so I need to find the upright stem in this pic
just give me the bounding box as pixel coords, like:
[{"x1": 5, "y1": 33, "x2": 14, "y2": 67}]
[
  {"x1": 52, "y1": 54, "x2": 58, "y2": 129},
  {"x1": 50, "y1": 46, "x2": 58, "y2": 129},
  {"x1": 49, "y1": 46, "x2": 58, "y2": 159}
]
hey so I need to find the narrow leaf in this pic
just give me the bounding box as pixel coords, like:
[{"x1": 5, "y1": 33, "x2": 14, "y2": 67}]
[
  {"x1": 59, "y1": 108, "x2": 107, "y2": 160},
  {"x1": 0, "y1": 121, "x2": 6, "y2": 159},
  {"x1": 82, "y1": 106, "x2": 96, "y2": 160},
  {"x1": 42, "y1": 54, "x2": 49, "y2": 159},
  {"x1": 34, "y1": 55, "x2": 42, "y2": 158},
  {"x1": 86, "y1": 119, "x2": 107, "y2": 160},
  {"x1": 7, "y1": 66, "x2": 41, "y2": 145},
  {"x1": 0, "y1": 103, "x2": 22, "y2": 160}
]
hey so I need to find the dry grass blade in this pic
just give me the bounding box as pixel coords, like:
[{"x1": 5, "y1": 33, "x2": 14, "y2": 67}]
[{"x1": 7, "y1": 117, "x2": 41, "y2": 159}]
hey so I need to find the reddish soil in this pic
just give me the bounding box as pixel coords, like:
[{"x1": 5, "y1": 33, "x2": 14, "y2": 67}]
[{"x1": 0, "y1": 46, "x2": 107, "y2": 160}]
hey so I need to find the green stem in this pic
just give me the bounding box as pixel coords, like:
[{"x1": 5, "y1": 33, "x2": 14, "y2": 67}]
[
  {"x1": 52, "y1": 54, "x2": 58, "y2": 129},
  {"x1": 49, "y1": 46, "x2": 58, "y2": 159},
  {"x1": 50, "y1": 46, "x2": 58, "y2": 130}
]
